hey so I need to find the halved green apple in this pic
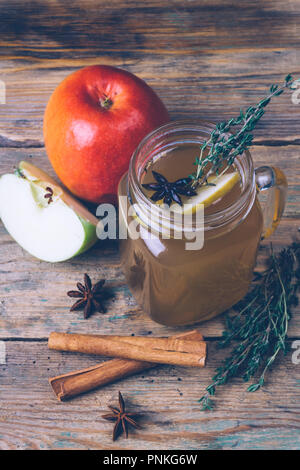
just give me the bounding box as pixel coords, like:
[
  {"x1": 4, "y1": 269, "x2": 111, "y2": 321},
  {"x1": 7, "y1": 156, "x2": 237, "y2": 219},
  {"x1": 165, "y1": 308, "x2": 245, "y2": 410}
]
[{"x1": 0, "y1": 161, "x2": 99, "y2": 262}]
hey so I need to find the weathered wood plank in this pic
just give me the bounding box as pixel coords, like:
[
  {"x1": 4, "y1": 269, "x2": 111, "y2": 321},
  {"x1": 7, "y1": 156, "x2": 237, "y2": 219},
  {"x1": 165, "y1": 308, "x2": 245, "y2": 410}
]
[
  {"x1": 0, "y1": 340, "x2": 299, "y2": 450},
  {"x1": 0, "y1": 218, "x2": 299, "y2": 339},
  {"x1": 0, "y1": 2, "x2": 298, "y2": 39},
  {"x1": 0, "y1": 1, "x2": 300, "y2": 145},
  {"x1": 1, "y1": 64, "x2": 299, "y2": 146},
  {"x1": 1, "y1": 0, "x2": 300, "y2": 55}
]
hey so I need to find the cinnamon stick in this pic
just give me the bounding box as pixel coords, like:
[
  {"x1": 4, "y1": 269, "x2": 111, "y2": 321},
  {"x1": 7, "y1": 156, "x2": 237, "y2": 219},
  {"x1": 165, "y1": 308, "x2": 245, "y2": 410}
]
[
  {"x1": 49, "y1": 330, "x2": 204, "y2": 401},
  {"x1": 48, "y1": 332, "x2": 206, "y2": 367}
]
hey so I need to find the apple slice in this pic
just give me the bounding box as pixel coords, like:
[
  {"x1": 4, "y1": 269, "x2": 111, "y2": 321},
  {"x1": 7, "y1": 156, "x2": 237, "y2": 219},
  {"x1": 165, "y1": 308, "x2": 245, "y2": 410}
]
[{"x1": 0, "y1": 161, "x2": 99, "y2": 262}]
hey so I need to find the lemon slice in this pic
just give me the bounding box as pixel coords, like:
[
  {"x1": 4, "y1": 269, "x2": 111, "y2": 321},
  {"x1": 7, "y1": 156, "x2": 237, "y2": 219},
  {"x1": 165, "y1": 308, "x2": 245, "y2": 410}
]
[
  {"x1": 130, "y1": 171, "x2": 240, "y2": 237},
  {"x1": 171, "y1": 171, "x2": 240, "y2": 214}
]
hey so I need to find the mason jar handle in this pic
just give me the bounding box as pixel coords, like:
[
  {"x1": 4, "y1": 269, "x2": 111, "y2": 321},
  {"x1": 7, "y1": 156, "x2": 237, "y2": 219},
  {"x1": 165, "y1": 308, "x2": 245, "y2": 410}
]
[{"x1": 255, "y1": 166, "x2": 288, "y2": 239}]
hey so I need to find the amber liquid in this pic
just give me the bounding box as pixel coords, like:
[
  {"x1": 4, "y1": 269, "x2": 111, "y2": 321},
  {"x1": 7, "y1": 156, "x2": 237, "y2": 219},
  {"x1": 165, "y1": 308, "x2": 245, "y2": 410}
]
[{"x1": 119, "y1": 145, "x2": 263, "y2": 326}]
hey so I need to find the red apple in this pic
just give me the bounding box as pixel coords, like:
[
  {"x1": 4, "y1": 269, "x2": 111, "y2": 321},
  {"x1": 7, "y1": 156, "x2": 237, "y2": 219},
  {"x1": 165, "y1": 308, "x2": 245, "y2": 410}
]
[{"x1": 43, "y1": 65, "x2": 170, "y2": 204}]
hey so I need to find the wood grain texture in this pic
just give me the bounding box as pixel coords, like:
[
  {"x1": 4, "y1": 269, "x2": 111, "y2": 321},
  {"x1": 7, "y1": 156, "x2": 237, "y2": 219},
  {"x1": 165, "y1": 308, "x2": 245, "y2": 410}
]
[
  {"x1": 0, "y1": 0, "x2": 300, "y2": 145},
  {"x1": 0, "y1": 0, "x2": 299, "y2": 450},
  {"x1": 0, "y1": 340, "x2": 299, "y2": 450}
]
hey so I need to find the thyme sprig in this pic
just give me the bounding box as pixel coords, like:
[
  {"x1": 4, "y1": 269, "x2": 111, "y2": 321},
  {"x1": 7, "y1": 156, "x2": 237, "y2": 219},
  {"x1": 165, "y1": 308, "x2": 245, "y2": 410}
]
[
  {"x1": 199, "y1": 242, "x2": 300, "y2": 411},
  {"x1": 191, "y1": 74, "x2": 298, "y2": 188}
]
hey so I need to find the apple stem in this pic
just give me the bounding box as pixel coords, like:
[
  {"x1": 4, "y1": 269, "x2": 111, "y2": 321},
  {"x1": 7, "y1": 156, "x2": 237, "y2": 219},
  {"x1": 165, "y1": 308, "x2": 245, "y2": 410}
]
[{"x1": 99, "y1": 95, "x2": 113, "y2": 110}]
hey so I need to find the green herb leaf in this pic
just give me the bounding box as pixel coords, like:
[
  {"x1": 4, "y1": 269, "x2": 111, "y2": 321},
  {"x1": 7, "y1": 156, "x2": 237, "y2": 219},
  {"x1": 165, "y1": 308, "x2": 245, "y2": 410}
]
[
  {"x1": 199, "y1": 242, "x2": 300, "y2": 411},
  {"x1": 191, "y1": 75, "x2": 297, "y2": 189}
]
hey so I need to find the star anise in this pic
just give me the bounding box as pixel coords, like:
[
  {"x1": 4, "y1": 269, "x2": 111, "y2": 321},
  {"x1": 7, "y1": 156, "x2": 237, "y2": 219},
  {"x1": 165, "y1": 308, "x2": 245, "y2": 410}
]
[
  {"x1": 102, "y1": 391, "x2": 141, "y2": 441},
  {"x1": 142, "y1": 170, "x2": 197, "y2": 206},
  {"x1": 67, "y1": 273, "x2": 106, "y2": 319}
]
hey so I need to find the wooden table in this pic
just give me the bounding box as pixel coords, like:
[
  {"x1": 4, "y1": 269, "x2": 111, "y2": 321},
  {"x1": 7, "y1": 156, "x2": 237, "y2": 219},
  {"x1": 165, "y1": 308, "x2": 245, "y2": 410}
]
[{"x1": 0, "y1": 0, "x2": 299, "y2": 450}]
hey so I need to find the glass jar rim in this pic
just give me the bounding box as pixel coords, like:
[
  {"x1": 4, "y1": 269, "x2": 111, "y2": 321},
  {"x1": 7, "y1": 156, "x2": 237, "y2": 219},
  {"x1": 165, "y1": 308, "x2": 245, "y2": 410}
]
[{"x1": 128, "y1": 120, "x2": 256, "y2": 232}]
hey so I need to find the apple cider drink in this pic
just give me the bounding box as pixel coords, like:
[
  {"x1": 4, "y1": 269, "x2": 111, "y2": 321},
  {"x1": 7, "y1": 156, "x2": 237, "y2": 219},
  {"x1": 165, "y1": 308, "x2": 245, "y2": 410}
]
[{"x1": 118, "y1": 122, "x2": 287, "y2": 326}]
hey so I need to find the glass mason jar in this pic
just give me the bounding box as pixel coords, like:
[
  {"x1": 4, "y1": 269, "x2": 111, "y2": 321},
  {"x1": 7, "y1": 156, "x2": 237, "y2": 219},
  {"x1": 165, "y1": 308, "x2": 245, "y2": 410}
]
[{"x1": 118, "y1": 121, "x2": 287, "y2": 326}]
